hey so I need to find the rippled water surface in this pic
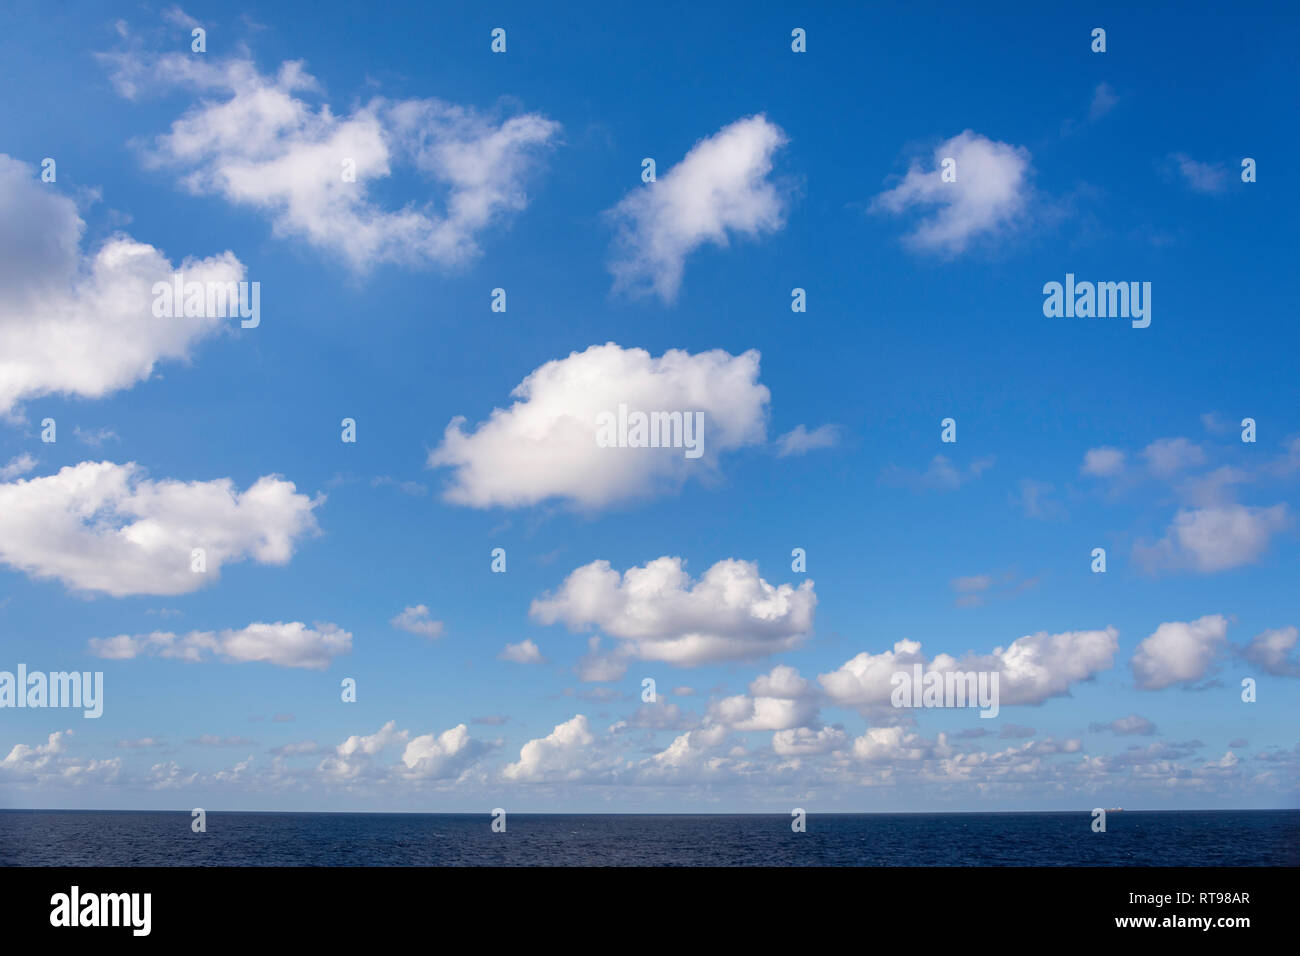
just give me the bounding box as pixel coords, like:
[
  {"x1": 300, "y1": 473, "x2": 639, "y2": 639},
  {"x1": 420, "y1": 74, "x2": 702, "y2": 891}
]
[{"x1": 2, "y1": 809, "x2": 1295, "y2": 866}]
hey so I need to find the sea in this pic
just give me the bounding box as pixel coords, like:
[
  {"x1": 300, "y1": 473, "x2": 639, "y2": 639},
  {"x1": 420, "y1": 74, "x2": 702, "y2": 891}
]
[{"x1": 1, "y1": 809, "x2": 1295, "y2": 866}]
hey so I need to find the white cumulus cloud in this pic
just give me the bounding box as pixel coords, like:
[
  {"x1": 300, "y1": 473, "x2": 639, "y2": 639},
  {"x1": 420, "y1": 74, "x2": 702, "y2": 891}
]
[
  {"x1": 819, "y1": 628, "x2": 1118, "y2": 712},
  {"x1": 390, "y1": 604, "x2": 444, "y2": 639},
  {"x1": 872, "y1": 130, "x2": 1032, "y2": 254},
  {"x1": 531, "y1": 556, "x2": 816, "y2": 666},
  {"x1": 1136, "y1": 504, "x2": 1289, "y2": 573},
  {"x1": 1240, "y1": 626, "x2": 1300, "y2": 677},
  {"x1": 1132, "y1": 615, "x2": 1229, "y2": 690},
  {"x1": 502, "y1": 714, "x2": 595, "y2": 782},
  {"x1": 0, "y1": 154, "x2": 243, "y2": 417},
  {"x1": 105, "y1": 53, "x2": 559, "y2": 272},
  {"x1": 429, "y1": 343, "x2": 770, "y2": 510},
  {"x1": 400, "y1": 724, "x2": 485, "y2": 779},
  {"x1": 0, "y1": 461, "x2": 320, "y2": 596}
]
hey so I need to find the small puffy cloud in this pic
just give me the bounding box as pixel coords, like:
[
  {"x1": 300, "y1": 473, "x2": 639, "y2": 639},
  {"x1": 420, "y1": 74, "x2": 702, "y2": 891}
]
[
  {"x1": 818, "y1": 638, "x2": 926, "y2": 711},
  {"x1": 1168, "y1": 153, "x2": 1228, "y2": 194},
  {"x1": 531, "y1": 556, "x2": 816, "y2": 666},
  {"x1": 0, "y1": 729, "x2": 124, "y2": 785},
  {"x1": 104, "y1": 53, "x2": 559, "y2": 272},
  {"x1": 89, "y1": 621, "x2": 351, "y2": 670},
  {"x1": 1240, "y1": 626, "x2": 1300, "y2": 677},
  {"x1": 1132, "y1": 615, "x2": 1229, "y2": 690},
  {"x1": 639, "y1": 724, "x2": 730, "y2": 778},
  {"x1": 1135, "y1": 504, "x2": 1289, "y2": 574},
  {"x1": 0, "y1": 154, "x2": 242, "y2": 417},
  {"x1": 319, "y1": 721, "x2": 409, "y2": 781},
  {"x1": 607, "y1": 114, "x2": 788, "y2": 302},
  {"x1": 1142, "y1": 437, "x2": 1206, "y2": 478},
  {"x1": 748, "y1": 664, "x2": 813, "y2": 700},
  {"x1": 872, "y1": 130, "x2": 1032, "y2": 254},
  {"x1": 400, "y1": 724, "x2": 485, "y2": 779},
  {"x1": 389, "y1": 604, "x2": 444, "y2": 639},
  {"x1": 0, "y1": 461, "x2": 320, "y2": 596},
  {"x1": 708, "y1": 666, "x2": 819, "y2": 733},
  {"x1": 708, "y1": 694, "x2": 817, "y2": 732},
  {"x1": 502, "y1": 715, "x2": 595, "y2": 782},
  {"x1": 2, "y1": 730, "x2": 71, "y2": 772},
  {"x1": 852, "y1": 726, "x2": 941, "y2": 763},
  {"x1": 430, "y1": 344, "x2": 769, "y2": 510},
  {"x1": 774, "y1": 424, "x2": 840, "y2": 457},
  {"x1": 1089, "y1": 714, "x2": 1158, "y2": 736},
  {"x1": 147, "y1": 760, "x2": 198, "y2": 790},
  {"x1": 0, "y1": 454, "x2": 36, "y2": 480},
  {"x1": 954, "y1": 628, "x2": 1119, "y2": 706},
  {"x1": 338, "y1": 722, "x2": 405, "y2": 756},
  {"x1": 1081, "y1": 446, "x2": 1125, "y2": 478},
  {"x1": 499, "y1": 638, "x2": 543, "y2": 664}
]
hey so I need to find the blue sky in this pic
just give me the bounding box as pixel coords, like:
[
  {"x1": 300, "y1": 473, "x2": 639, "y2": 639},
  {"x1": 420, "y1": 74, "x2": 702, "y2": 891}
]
[{"x1": 0, "y1": 1, "x2": 1297, "y2": 812}]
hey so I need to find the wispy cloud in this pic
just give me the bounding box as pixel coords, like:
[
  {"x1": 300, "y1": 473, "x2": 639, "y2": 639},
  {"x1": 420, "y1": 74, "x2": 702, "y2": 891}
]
[
  {"x1": 606, "y1": 114, "x2": 789, "y2": 302},
  {"x1": 1167, "y1": 153, "x2": 1228, "y2": 194},
  {"x1": 774, "y1": 424, "x2": 841, "y2": 457}
]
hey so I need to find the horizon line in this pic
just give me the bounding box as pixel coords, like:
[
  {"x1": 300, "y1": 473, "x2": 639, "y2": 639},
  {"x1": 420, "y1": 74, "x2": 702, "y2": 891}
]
[{"x1": 3, "y1": 807, "x2": 1295, "y2": 815}]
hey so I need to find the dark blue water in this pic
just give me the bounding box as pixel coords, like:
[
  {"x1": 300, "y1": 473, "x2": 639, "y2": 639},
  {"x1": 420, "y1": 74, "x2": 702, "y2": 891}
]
[{"x1": 1, "y1": 810, "x2": 1295, "y2": 866}]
